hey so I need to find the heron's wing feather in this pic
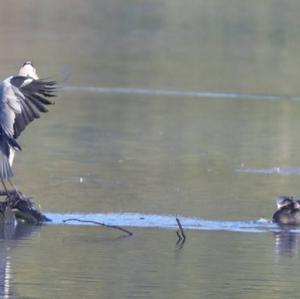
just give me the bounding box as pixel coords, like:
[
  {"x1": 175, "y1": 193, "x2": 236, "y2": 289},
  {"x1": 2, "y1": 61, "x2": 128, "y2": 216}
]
[
  {"x1": 9, "y1": 76, "x2": 56, "y2": 138},
  {"x1": 0, "y1": 78, "x2": 20, "y2": 138},
  {"x1": 0, "y1": 75, "x2": 56, "y2": 179},
  {"x1": 0, "y1": 147, "x2": 13, "y2": 179}
]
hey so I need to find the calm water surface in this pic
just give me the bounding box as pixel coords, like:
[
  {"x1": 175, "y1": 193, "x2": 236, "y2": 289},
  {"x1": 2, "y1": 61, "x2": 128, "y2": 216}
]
[{"x1": 1, "y1": 0, "x2": 300, "y2": 298}]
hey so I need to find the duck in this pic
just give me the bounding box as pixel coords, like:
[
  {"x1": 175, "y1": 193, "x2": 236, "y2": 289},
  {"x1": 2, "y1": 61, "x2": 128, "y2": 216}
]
[{"x1": 272, "y1": 196, "x2": 300, "y2": 225}]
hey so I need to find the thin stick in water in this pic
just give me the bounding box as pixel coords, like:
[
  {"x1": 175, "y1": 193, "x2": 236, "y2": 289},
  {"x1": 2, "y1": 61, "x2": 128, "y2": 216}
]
[
  {"x1": 176, "y1": 216, "x2": 186, "y2": 243},
  {"x1": 63, "y1": 218, "x2": 133, "y2": 236}
]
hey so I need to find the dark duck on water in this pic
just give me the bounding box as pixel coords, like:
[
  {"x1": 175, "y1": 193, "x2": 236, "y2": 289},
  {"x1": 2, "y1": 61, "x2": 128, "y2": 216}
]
[{"x1": 272, "y1": 196, "x2": 300, "y2": 225}]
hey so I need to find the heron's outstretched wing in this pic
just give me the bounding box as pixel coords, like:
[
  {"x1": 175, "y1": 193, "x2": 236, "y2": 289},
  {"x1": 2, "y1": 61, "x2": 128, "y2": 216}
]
[
  {"x1": 0, "y1": 74, "x2": 56, "y2": 179},
  {"x1": 10, "y1": 76, "x2": 56, "y2": 138}
]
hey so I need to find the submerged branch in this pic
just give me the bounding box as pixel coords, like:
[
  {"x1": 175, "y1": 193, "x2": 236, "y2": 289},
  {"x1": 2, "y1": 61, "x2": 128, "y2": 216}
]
[
  {"x1": 63, "y1": 218, "x2": 133, "y2": 236},
  {"x1": 0, "y1": 190, "x2": 17, "y2": 197},
  {"x1": 0, "y1": 190, "x2": 50, "y2": 223},
  {"x1": 176, "y1": 216, "x2": 186, "y2": 244}
]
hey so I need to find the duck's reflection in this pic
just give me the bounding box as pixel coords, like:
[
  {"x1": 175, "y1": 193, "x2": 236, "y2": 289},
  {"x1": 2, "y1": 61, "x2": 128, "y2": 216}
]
[
  {"x1": 0, "y1": 223, "x2": 39, "y2": 298},
  {"x1": 273, "y1": 230, "x2": 300, "y2": 256}
]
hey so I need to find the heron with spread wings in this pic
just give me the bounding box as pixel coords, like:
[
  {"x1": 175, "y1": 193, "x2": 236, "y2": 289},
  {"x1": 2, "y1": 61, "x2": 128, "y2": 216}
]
[{"x1": 0, "y1": 61, "x2": 56, "y2": 195}]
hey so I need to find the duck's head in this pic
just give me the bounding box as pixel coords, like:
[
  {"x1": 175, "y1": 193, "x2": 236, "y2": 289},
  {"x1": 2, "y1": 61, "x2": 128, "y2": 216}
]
[
  {"x1": 276, "y1": 196, "x2": 294, "y2": 209},
  {"x1": 18, "y1": 61, "x2": 39, "y2": 80}
]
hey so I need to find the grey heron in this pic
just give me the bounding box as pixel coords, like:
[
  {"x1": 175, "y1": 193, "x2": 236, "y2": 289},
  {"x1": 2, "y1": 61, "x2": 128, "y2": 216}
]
[{"x1": 0, "y1": 61, "x2": 56, "y2": 196}]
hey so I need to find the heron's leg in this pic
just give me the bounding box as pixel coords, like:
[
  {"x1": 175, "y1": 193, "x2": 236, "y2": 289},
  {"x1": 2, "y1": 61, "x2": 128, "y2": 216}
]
[
  {"x1": 7, "y1": 178, "x2": 18, "y2": 195},
  {"x1": 2, "y1": 178, "x2": 19, "y2": 199},
  {"x1": 1, "y1": 179, "x2": 11, "y2": 200},
  {"x1": 1, "y1": 179, "x2": 8, "y2": 194}
]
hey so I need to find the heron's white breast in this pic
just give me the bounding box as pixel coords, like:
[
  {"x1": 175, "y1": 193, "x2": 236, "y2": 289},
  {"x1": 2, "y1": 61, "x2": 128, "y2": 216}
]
[{"x1": 8, "y1": 148, "x2": 15, "y2": 167}]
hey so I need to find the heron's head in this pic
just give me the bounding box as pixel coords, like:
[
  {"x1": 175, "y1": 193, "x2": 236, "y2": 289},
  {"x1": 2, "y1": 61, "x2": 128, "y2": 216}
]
[{"x1": 18, "y1": 61, "x2": 39, "y2": 80}]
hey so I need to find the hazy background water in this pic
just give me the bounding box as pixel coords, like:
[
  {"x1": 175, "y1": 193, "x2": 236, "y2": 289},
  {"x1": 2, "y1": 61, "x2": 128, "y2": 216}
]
[{"x1": 1, "y1": 0, "x2": 300, "y2": 298}]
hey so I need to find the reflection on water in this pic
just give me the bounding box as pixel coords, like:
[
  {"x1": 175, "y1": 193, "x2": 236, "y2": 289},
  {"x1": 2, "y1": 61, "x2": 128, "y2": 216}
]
[
  {"x1": 2, "y1": 0, "x2": 300, "y2": 298},
  {"x1": 0, "y1": 224, "x2": 39, "y2": 299},
  {"x1": 274, "y1": 230, "x2": 300, "y2": 257},
  {"x1": 9, "y1": 223, "x2": 300, "y2": 299},
  {"x1": 48, "y1": 212, "x2": 278, "y2": 233}
]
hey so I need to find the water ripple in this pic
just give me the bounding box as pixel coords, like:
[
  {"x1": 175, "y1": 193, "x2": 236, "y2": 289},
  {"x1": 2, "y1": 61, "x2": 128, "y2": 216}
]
[
  {"x1": 63, "y1": 85, "x2": 300, "y2": 101},
  {"x1": 46, "y1": 212, "x2": 291, "y2": 233},
  {"x1": 236, "y1": 166, "x2": 300, "y2": 176}
]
